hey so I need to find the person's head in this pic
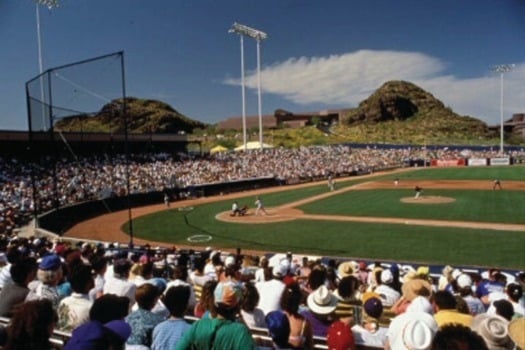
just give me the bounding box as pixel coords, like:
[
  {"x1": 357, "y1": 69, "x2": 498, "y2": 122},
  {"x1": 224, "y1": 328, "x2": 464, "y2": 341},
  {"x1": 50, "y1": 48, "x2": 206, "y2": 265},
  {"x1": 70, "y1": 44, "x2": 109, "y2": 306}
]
[
  {"x1": 431, "y1": 324, "x2": 488, "y2": 350},
  {"x1": 90, "y1": 255, "x2": 108, "y2": 275},
  {"x1": 265, "y1": 311, "x2": 291, "y2": 348},
  {"x1": 68, "y1": 263, "x2": 95, "y2": 294},
  {"x1": 37, "y1": 254, "x2": 63, "y2": 286},
  {"x1": 10, "y1": 256, "x2": 37, "y2": 287},
  {"x1": 432, "y1": 290, "x2": 457, "y2": 311},
  {"x1": 90, "y1": 294, "x2": 130, "y2": 323},
  {"x1": 471, "y1": 314, "x2": 513, "y2": 350},
  {"x1": 171, "y1": 265, "x2": 189, "y2": 281},
  {"x1": 241, "y1": 282, "x2": 260, "y2": 313},
  {"x1": 506, "y1": 283, "x2": 523, "y2": 303},
  {"x1": 492, "y1": 299, "x2": 514, "y2": 321},
  {"x1": 280, "y1": 282, "x2": 303, "y2": 315},
  {"x1": 112, "y1": 258, "x2": 131, "y2": 279},
  {"x1": 337, "y1": 276, "x2": 359, "y2": 300},
  {"x1": 135, "y1": 283, "x2": 160, "y2": 311},
  {"x1": 308, "y1": 264, "x2": 327, "y2": 291},
  {"x1": 4, "y1": 299, "x2": 58, "y2": 349},
  {"x1": 199, "y1": 280, "x2": 218, "y2": 316},
  {"x1": 162, "y1": 285, "x2": 190, "y2": 318},
  {"x1": 64, "y1": 320, "x2": 131, "y2": 350},
  {"x1": 214, "y1": 280, "x2": 243, "y2": 320}
]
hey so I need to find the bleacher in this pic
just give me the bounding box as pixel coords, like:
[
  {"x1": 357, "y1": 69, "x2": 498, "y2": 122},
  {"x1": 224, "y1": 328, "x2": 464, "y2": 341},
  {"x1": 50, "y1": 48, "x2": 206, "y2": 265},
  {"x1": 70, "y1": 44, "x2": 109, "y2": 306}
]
[{"x1": 0, "y1": 315, "x2": 384, "y2": 349}]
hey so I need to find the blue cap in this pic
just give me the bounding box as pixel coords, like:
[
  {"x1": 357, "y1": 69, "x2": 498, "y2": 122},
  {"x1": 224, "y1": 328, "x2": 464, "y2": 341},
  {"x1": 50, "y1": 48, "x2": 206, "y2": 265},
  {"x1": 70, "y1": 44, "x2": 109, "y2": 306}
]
[{"x1": 38, "y1": 254, "x2": 61, "y2": 270}]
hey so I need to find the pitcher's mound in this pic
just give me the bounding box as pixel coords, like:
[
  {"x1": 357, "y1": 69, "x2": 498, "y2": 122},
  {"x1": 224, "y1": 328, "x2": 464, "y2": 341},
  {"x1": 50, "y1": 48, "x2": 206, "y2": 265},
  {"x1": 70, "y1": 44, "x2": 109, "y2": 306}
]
[
  {"x1": 216, "y1": 208, "x2": 303, "y2": 224},
  {"x1": 401, "y1": 196, "x2": 456, "y2": 204}
]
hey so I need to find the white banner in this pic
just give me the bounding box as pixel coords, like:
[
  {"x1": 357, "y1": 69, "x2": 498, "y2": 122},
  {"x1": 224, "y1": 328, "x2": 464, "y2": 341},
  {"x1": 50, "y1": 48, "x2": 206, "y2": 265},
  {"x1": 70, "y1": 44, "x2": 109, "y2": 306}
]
[
  {"x1": 468, "y1": 158, "x2": 487, "y2": 166},
  {"x1": 490, "y1": 158, "x2": 510, "y2": 166}
]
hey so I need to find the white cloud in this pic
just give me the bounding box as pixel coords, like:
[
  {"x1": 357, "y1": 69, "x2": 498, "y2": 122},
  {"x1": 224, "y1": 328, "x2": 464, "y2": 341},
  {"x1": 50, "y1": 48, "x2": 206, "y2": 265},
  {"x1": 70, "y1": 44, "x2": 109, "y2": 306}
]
[{"x1": 224, "y1": 50, "x2": 524, "y2": 125}]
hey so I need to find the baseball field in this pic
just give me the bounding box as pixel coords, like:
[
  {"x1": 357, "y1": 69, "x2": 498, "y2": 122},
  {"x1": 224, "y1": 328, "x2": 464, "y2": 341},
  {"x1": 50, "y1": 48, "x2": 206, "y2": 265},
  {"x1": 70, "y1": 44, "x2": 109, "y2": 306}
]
[{"x1": 66, "y1": 166, "x2": 525, "y2": 269}]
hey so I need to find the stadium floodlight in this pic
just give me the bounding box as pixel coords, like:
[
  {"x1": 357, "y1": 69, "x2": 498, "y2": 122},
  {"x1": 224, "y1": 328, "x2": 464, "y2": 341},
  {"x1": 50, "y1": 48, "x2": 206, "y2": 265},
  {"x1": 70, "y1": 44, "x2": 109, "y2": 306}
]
[
  {"x1": 229, "y1": 22, "x2": 268, "y2": 41},
  {"x1": 229, "y1": 22, "x2": 268, "y2": 150},
  {"x1": 492, "y1": 64, "x2": 515, "y2": 154},
  {"x1": 35, "y1": 0, "x2": 60, "y2": 130}
]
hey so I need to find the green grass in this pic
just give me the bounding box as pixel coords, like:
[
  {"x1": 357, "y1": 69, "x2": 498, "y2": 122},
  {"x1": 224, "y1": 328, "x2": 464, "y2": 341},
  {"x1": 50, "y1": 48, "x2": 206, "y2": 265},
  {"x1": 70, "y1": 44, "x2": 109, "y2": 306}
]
[
  {"x1": 125, "y1": 166, "x2": 525, "y2": 269},
  {"x1": 300, "y1": 189, "x2": 524, "y2": 224}
]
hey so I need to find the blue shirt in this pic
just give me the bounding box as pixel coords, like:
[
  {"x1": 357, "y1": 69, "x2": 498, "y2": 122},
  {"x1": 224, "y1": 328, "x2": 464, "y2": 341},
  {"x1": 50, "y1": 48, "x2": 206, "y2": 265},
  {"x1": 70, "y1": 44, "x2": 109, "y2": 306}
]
[{"x1": 151, "y1": 318, "x2": 191, "y2": 350}]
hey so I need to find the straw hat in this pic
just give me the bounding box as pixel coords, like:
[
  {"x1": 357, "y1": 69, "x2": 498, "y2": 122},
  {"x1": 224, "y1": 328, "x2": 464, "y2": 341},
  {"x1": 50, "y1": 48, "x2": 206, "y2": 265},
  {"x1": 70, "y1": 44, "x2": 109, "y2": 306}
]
[
  {"x1": 307, "y1": 285, "x2": 339, "y2": 315},
  {"x1": 508, "y1": 318, "x2": 525, "y2": 350}
]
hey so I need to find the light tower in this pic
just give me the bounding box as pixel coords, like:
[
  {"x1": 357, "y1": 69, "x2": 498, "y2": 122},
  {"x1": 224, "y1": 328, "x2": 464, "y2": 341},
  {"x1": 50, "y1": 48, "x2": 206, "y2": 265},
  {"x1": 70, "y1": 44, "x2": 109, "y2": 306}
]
[
  {"x1": 35, "y1": 0, "x2": 60, "y2": 130},
  {"x1": 492, "y1": 64, "x2": 515, "y2": 154},
  {"x1": 229, "y1": 22, "x2": 268, "y2": 150}
]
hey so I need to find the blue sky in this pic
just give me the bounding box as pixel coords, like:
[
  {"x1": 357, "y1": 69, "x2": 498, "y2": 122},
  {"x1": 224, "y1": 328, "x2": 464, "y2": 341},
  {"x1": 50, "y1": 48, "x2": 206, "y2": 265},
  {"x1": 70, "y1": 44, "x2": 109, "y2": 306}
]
[{"x1": 1, "y1": 0, "x2": 524, "y2": 131}]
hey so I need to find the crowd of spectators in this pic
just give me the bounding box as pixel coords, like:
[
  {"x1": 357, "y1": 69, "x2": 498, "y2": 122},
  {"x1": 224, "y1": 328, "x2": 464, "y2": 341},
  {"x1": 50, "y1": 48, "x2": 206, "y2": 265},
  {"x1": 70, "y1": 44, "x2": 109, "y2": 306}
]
[
  {"x1": 2, "y1": 145, "x2": 524, "y2": 236},
  {"x1": 0, "y1": 235, "x2": 523, "y2": 349}
]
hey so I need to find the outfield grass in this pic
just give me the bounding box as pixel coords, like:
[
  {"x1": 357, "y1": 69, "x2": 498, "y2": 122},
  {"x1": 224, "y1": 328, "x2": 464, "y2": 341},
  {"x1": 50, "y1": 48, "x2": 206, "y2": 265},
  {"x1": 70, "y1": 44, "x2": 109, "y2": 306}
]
[{"x1": 126, "y1": 166, "x2": 525, "y2": 269}]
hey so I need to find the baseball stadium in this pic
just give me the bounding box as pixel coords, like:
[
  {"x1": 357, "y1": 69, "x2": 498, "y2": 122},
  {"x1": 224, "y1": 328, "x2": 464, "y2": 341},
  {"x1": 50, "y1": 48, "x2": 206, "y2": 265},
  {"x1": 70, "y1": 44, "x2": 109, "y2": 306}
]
[{"x1": 1, "y1": 51, "x2": 525, "y2": 349}]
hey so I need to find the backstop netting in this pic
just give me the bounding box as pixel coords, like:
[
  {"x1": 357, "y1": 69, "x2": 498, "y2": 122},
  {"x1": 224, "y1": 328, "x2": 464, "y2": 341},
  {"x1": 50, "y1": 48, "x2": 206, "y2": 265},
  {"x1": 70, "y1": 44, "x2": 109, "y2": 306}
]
[{"x1": 26, "y1": 51, "x2": 127, "y2": 216}]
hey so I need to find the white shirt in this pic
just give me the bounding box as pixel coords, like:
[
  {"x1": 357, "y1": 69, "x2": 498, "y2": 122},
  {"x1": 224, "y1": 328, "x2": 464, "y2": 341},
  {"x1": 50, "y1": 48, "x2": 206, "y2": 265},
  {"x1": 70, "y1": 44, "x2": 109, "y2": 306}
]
[
  {"x1": 256, "y1": 279, "x2": 285, "y2": 315},
  {"x1": 57, "y1": 292, "x2": 92, "y2": 331},
  {"x1": 103, "y1": 277, "x2": 137, "y2": 310}
]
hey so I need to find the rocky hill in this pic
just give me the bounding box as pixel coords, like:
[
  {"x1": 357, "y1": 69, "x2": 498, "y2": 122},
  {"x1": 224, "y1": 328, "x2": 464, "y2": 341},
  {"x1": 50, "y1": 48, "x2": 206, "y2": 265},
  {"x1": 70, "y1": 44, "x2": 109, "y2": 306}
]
[{"x1": 54, "y1": 97, "x2": 207, "y2": 134}]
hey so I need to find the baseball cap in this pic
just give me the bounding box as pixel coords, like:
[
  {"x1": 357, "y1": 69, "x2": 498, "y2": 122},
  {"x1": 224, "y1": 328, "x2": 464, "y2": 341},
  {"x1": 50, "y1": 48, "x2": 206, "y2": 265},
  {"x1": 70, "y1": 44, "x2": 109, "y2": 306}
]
[{"x1": 214, "y1": 280, "x2": 242, "y2": 308}]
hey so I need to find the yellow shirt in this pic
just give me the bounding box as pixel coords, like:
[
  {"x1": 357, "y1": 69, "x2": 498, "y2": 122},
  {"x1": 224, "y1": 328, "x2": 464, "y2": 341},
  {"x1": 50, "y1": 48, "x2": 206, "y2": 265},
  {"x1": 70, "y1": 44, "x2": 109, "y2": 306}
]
[{"x1": 434, "y1": 310, "x2": 473, "y2": 328}]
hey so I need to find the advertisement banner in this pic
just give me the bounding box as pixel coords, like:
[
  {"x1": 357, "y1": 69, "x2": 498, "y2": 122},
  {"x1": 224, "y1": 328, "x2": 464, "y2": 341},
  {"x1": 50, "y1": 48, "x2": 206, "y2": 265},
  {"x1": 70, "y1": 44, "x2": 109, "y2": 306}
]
[
  {"x1": 468, "y1": 158, "x2": 488, "y2": 166},
  {"x1": 431, "y1": 159, "x2": 466, "y2": 167},
  {"x1": 490, "y1": 158, "x2": 510, "y2": 166}
]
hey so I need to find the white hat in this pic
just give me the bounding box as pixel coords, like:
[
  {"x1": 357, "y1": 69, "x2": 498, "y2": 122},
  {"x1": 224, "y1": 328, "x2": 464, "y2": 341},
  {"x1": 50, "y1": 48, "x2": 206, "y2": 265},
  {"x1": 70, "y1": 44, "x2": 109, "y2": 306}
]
[
  {"x1": 457, "y1": 274, "x2": 472, "y2": 288},
  {"x1": 452, "y1": 269, "x2": 462, "y2": 280},
  {"x1": 388, "y1": 311, "x2": 438, "y2": 350},
  {"x1": 406, "y1": 296, "x2": 434, "y2": 315},
  {"x1": 307, "y1": 285, "x2": 338, "y2": 315},
  {"x1": 224, "y1": 255, "x2": 236, "y2": 267},
  {"x1": 471, "y1": 314, "x2": 513, "y2": 350},
  {"x1": 381, "y1": 269, "x2": 394, "y2": 284}
]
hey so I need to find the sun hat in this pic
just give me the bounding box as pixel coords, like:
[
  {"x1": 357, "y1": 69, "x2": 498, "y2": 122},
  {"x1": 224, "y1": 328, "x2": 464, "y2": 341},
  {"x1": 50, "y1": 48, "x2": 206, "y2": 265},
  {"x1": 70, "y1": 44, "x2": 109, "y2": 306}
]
[
  {"x1": 326, "y1": 320, "x2": 355, "y2": 350},
  {"x1": 337, "y1": 261, "x2": 354, "y2": 279},
  {"x1": 416, "y1": 266, "x2": 429, "y2": 277},
  {"x1": 457, "y1": 274, "x2": 473, "y2": 288},
  {"x1": 214, "y1": 280, "x2": 242, "y2": 308},
  {"x1": 381, "y1": 269, "x2": 394, "y2": 284},
  {"x1": 471, "y1": 314, "x2": 513, "y2": 350},
  {"x1": 388, "y1": 311, "x2": 438, "y2": 350},
  {"x1": 508, "y1": 317, "x2": 525, "y2": 350},
  {"x1": 307, "y1": 285, "x2": 339, "y2": 315},
  {"x1": 451, "y1": 269, "x2": 462, "y2": 280},
  {"x1": 364, "y1": 297, "x2": 383, "y2": 319},
  {"x1": 402, "y1": 278, "x2": 433, "y2": 301}
]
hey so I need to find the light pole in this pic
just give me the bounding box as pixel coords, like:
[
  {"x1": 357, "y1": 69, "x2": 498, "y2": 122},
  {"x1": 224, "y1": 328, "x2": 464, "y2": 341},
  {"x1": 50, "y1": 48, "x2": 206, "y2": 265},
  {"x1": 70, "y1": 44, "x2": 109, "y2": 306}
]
[
  {"x1": 229, "y1": 22, "x2": 268, "y2": 150},
  {"x1": 492, "y1": 64, "x2": 514, "y2": 154},
  {"x1": 35, "y1": 0, "x2": 59, "y2": 130}
]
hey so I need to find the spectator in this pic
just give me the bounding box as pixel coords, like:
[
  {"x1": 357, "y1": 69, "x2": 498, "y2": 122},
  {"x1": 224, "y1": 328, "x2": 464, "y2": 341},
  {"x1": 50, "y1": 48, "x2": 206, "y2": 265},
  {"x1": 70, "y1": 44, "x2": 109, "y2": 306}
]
[
  {"x1": 456, "y1": 273, "x2": 485, "y2": 315},
  {"x1": 385, "y1": 310, "x2": 438, "y2": 350},
  {"x1": 125, "y1": 283, "x2": 165, "y2": 349},
  {"x1": 3, "y1": 299, "x2": 58, "y2": 350},
  {"x1": 301, "y1": 285, "x2": 338, "y2": 337},
  {"x1": 175, "y1": 280, "x2": 257, "y2": 349},
  {"x1": 490, "y1": 299, "x2": 515, "y2": 321},
  {"x1": 89, "y1": 255, "x2": 108, "y2": 301},
  {"x1": 508, "y1": 317, "x2": 525, "y2": 350},
  {"x1": 280, "y1": 282, "x2": 313, "y2": 349},
  {"x1": 351, "y1": 295, "x2": 388, "y2": 348},
  {"x1": 432, "y1": 290, "x2": 473, "y2": 328},
  {"x1": 57, "y1": 263, "x2": 94, "y2": 331},
  {"x1": 0, "y1": 257, "x2": 37, "y2": 317},
  {"x1": 193, "y1": 279, "x2": 217, "y2": 318},
  {"x1": 265, "y1": 310, "x2": 294, "y2": 349},
  {"x1": 431, "y1": 324, "x2": 489, "y2": 350},
  {"x1": 470, "y1": 314, "x2": 514, "y2": 350},
  {"x1": 374, "y1": 269, "x2": 401, "y2": 308},
  {"x1": 103, "y1": 257, "x2": 137, "y2": 310},
  {"x1": 25, "y1": 254, "x2": 63, "y2": 309},
  {"x1": 326, "y1": 320, "x2": 356, "y2": 350},
  {"x1": 240, "y1": 282, "x2": 266, "y2": 328},
  {"x1": 89, "y1": 293, "x2": 130, "y2": 324},
  {"x1": 151, "y1": 285, "x2": 192, "y2": 350},
  {"x1": 256, "y1": 260, "x2": 287, "y2": 315},
  {"x1": 65, "y1": 319, "x2": 132, "y2": 350}
]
